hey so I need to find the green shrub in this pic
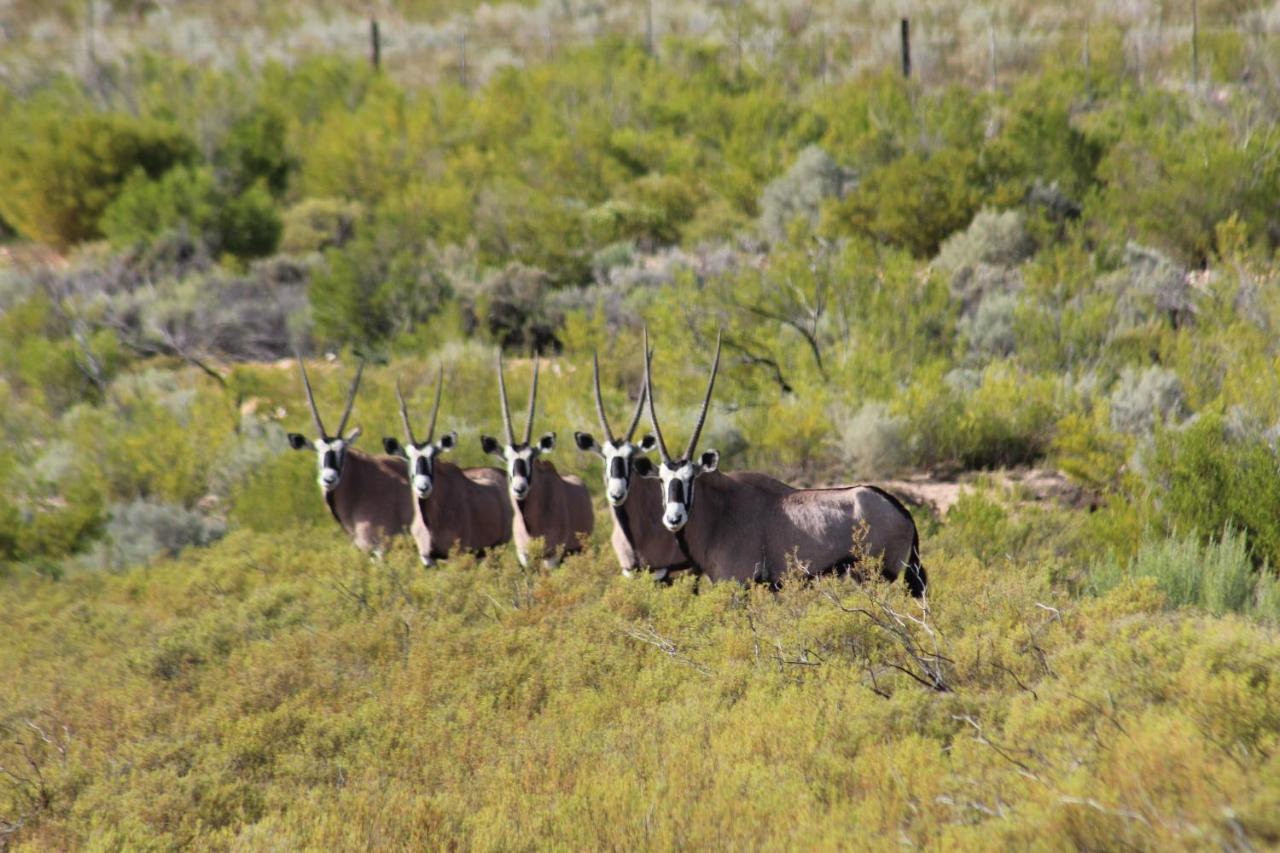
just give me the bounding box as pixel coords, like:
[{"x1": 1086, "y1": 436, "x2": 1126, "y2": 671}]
[
  {"x1": 826, "y1": 146, "x2": 985, "y2": 257},
  {"x1": 100, "y1": 167, "x2": 281, "y2": 259},
  {"x1": 1108, "y1": 365, "x2": 1187, "y2": 435},
  {"x1": 215, "y1": 104, "x2": 294, "y2": 196},
  {"x1": 1088, "y1": 527, "x2": 1270, "y2": 617},
  {"x1": 935, "y1": 208, "x2": 1035, "y2": 274},
  {"x1": 99, "y1": 166, "x2": 218, "y2": 247},
  {"x1": 1141, "y1": 413, "x2": 1280, "y2": 569},
  {"x1": 280, "y1": 198, "x2": 362, "y2": 254},
  {"x1": 216, "y1": 181, "x2": 283, "y2": 259},
  {"x1": 0, "y1": 112, "x2": 196, "y2": 247},
  {"x1": 88, "y1": 499, "x2": 226, "y2": 571},
  {"x1": 758, "y1": 145, "x2": 849, "y2": 244}
]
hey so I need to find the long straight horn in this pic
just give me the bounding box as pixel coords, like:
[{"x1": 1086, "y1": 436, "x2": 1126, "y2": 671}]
[
  {"x1": 425, "y1": 363, "x2": 444, "y2": 443},
  {"x1": 523, "y1": 355, "x2": 540, "y2": 445},
  {"x1": 643, "y1": 327, "x2": 671, "y2": 464},
  {"x1": 592, "y1": 351, "x2": 615, "y2": 444},
  {"x1": 624, "y1": 345, "x2": 653, "y2": 442},
  {"x1": 496, "y1": 351, "x2": 515, "y2": 444},
  {"x1": 335, "y1": 360, "x2": 365, "y2": 438},
  {"x1": 395, "y1": 379, "x2": 416, "y2": 445},
  {"x1": 684, "y1": 330, "x2": 722, "y2": 460},
  {"x1": 297, "y1": 354, "x2": 327, "y2": 437}
]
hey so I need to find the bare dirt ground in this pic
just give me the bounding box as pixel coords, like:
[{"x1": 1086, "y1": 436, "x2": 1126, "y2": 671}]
[{"x1": 878, "y1": 468, "x2": 1099, "y2": 516}]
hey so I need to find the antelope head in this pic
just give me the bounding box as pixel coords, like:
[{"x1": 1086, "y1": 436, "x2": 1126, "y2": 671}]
[
  {"x1": 639, "y1": 327, "x2": 722, "y2": 532},
  {"x1": 288, "y1": 356, "x2": 366, "y2": 493},
  {"x1": 574, "y1": 350, "x2": 658, "y2": 507},
  {"x1": 382, "y1": 367, "x2": 457, "y2": 500},
  {"x1": 480, "y1": 353, "x2": 556, "y2": 502}
]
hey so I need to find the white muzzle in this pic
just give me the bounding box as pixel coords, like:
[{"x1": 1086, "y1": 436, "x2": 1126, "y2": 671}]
[
  {"x1": 413, "y1": 475, "x2": 432, "y2": 499},
  {"x1": 607, "y1": 478, "x2": 628, "y2": 505},
  {"x1": 510, "y1": 477, "x2": 530, "y2": 500}
]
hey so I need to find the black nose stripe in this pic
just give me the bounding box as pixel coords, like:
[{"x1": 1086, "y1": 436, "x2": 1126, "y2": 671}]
[
  {"x1": 513, "y1": 458, "x2": 529, "y2": 478},
  {"x1": 415, "y1": 457, "x2": 429, "y2": 478},
  {"x1": 609, "y1": 457, "x2": 627, "y2": 479},
  {"x1": 323, "y1": 450, "x2": 337, "y2": 470},
  {"x1": 667, "y1": 479, "x2": 684, "y2": 504}
]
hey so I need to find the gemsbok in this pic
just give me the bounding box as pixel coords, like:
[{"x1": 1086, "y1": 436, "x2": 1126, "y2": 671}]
[
  {"x1": 480, "y1": 353, "x2": 594, "y2": 568},
  {"x1": 573, "y1": 351, "x2": 690, "y2": 580},
  {"x1": 286, "y1": 357, "x2": 414, "y2": 554},
  {"x1": 639, "y1": 330, "x2": 928, "y2": 596},
  {"x1": 382, "y1": 369, "x2": 512, "y2": 566}
]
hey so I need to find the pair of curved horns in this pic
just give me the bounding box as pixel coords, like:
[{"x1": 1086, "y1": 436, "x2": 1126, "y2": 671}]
[
  {"x1": 395, "y1": 365, "x2": 444, "y2": 446},
  {"x1": 643, "y1": 327, "x2": 722, "y2": 465},
  {"x1": 591, "y1": 349, "x2": 649, "y2": 445},
  {"x1": 297, "y1": 354, "x2": 364, "y2": 439},
  {"x1": 496, "y1": 352, "x2": 539, "y2": 446}
]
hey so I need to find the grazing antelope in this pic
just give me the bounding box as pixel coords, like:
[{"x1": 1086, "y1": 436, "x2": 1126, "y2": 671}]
[
  {"x1": 382, "y1": 368, "x2": 512, "y2": 567},
  {"x1": 286, "y1": 357, "x2": 414, "y2": 554},
  {"x1": 640, "y1": 330, "x2": 927, "y2": 596},
  {"x1": 573, "y1": 351, "x2": 690, "y2": 580},
  {"x1": 480, "y1": 354, "x2": 594, "y2": 568}
]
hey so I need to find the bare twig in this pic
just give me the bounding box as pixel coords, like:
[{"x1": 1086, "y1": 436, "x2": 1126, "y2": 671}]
[{"x1": 619, "y1": 624, "x2": 714, "y2": 676}]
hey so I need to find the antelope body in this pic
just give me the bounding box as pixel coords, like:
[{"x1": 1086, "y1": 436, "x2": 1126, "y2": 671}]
[
  {"x1": 574, "y1": 352, "x2": 689, "y2": 579},
  {"x1": 287, "y1": 358, "x2": 414, "y2": 553},
  {"x1": 383, "y1": 369, "x2": 512, "y2": 566},
  {"x1": 641, "y1": 331, "x2": 927, "y2": 595},
  {"x1": 481, "y1": 354, "x2": 594, "y2": 567}
]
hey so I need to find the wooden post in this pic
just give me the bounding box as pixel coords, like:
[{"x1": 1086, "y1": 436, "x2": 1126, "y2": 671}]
[
  {"x1": 819, "y1": 26, "x2": 827, "y2": 85},
  {"x1": 900, "y1": 18, "x2": 911, "y2": 78},
  {"x1": 370, "y1": 18, "x2": 381, "y2": 71},
  {"x1": 1191, "y1": 0, "x2": 1200, "y2": 85},
  {"x1": 86, "y1": 0, "x2": 97, "y2": 69},
  {"x1": 1083, "y1": 21, "x2": 1091, "y2": 97},
  {"x1": 459, "y1": 28, "x2": 468, "y2": 87},
  {"x1": 645, "y1": 0, "x2": 654, "y2": 56},
  {"x1": 988, "y1": 21, "x2": 997, "y2": 91}
]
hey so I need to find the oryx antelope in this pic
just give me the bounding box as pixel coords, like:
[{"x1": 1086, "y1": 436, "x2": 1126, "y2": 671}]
[
  {"x1": 480, "y1": 354, "x2": 594, "y2": 568},
  {"x1": 573, "y1": 351, "x2": 689, "y2": 580},
  {"x1": 640, "y1": 330, "x2": 927, "y2": 596},
  {"x1": 382, "y1": 368, "x2": 513, "y2": 567},
  {"x1": 287, "y1": 357, "x2": 414, "y2": 553}
]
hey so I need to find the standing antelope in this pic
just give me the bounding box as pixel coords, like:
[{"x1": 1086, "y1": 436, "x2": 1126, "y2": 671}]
[
  {"x1": 381, "y1": 368, "x2": 512, "y2": 567},
  {"x1": 286, "y1": 357, "x2": 415, "y2": 554},
  {"x1": 639, "y1": 330, "x2": 927, "y2": 596},
  {"x1": 573, "y1": 351, "x2": 690, "y2": 580},
  {"x1": 480, "y1": 354, "x2": 594, "y2": 568}
]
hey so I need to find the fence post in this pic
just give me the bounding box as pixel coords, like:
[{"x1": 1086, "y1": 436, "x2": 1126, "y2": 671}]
[
  {"x1": 645, "y1": 0, "x2": 654, "y2": 56},
  {"x1": 1083, "y1": 21, "x2": 1091, "y2": 97},
  {"x1": 459, "y1": 28, "x2": 469, "y2": 87},
  {"x1": 370, "y1": 18, "x2": 381, "y2": 71},
  {"x1": 819, "y1": 26, "x2": 827, "y2": 85},
  {"x1": 988, "y1": 21, "x2": 997, "y2": 91},
  {"x1": 1191, "y1": 0, "x2": 1200, "y2": 85},
  {"x1": 900, "y1": 18, "x2": 911, "y2": 78}
]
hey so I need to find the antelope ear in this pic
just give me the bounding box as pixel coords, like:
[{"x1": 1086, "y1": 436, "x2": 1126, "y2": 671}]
[
  {"x1": 638, "y1": 434, "x2": 658, "y2": 452},
  {"x1": 382, "y1": 437, "x2": 405, "y2": 457},
  {"x1": 438, "y1": 431, "x2": 457, "y2": 452},
  {"x1": 537, "y1": 432, "x2": 557, "y2": 453},
  {"x1": 699, "y1": 449, "x2": 720, "y2": 473},
  {"x1": 633, "y1": 457, "x2": 658, "y2": 478},
  {"x1": 573, "y1": 431, "x2": 600, "y2": 454},
  {"x1": 287, "y1": 433, "x2": 310, "y2": 451},
  {"x1": 480, "y1": 435, "x2": 502, "y2": 457},
  {"x1": 345, "y1": 426, "x2": 362, "y2": 443}
]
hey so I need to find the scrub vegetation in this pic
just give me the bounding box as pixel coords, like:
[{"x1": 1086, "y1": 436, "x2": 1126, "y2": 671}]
[{"x1": 3, "y1": 0, "x2": 1280, "y2": 847}]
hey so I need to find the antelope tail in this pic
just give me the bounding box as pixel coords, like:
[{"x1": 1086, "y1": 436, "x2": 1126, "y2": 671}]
[{"x1": 904, "y1": 527, "x2": 927, "y2": 599}]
